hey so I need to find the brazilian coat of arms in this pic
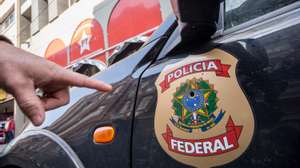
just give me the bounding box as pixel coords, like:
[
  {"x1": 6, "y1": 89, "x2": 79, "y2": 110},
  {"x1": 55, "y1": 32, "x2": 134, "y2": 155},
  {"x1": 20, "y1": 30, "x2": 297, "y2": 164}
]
[{"x1": 171, "y1": 78, "x2": 225, "y2": 132}]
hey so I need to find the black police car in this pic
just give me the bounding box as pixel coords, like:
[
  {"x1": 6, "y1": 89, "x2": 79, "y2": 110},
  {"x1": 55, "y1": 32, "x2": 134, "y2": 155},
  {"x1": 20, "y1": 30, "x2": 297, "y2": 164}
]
[{"x1": 1, "y1": 0, "x2": 299, "y2": 167}]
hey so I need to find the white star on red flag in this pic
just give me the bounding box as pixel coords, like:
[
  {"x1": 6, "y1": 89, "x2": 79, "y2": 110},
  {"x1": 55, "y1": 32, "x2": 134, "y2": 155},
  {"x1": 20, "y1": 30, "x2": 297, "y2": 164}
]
[{"x1": 78, "y1": 30, "x2": 91, "y2": 54}]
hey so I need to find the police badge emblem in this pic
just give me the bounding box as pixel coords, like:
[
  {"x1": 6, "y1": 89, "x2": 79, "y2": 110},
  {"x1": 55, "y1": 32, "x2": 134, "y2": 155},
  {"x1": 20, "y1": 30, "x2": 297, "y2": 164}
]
[
  {"x1": 154, "y1": 49, "x2": 255, "y2": 168},
  {"x1": 171, "y1": 78, "x2": 225, "y2": 133}
]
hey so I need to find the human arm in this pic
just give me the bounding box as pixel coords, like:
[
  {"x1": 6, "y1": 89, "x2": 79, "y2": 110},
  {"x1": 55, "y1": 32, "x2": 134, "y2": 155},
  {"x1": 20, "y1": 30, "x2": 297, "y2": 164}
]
[{"x1": 0, "y1": 38, "x2": 112, "y2": 126}]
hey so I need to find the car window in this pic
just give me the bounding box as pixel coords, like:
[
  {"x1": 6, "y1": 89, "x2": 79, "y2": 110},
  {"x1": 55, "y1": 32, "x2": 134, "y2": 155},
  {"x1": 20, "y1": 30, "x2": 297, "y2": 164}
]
[{"x1": 224, "y1": 0, "x2": 299, "y2": 29}]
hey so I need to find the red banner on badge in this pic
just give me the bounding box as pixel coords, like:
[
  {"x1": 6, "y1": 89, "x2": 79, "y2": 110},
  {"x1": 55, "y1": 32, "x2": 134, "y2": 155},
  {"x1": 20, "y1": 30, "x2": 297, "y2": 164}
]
[
  {"x1": 159, "y1": 59, "x2": 231, "y2": 93},
  {"x1": 162, "y1": 116, "x2": 242, "y2": 157}
]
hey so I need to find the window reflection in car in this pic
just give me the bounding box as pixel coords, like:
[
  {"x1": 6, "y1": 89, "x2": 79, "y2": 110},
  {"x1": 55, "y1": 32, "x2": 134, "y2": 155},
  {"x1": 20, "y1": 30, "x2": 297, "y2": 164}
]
[{"x1": 225, "y1": 0, "x2": 299, "y2": 29}]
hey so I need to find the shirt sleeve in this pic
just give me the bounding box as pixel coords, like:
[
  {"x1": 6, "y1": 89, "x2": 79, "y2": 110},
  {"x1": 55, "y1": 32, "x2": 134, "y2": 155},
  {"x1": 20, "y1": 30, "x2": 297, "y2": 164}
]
[{"x1": 0, "y1": 35, "x2": 13, "y2": 45}]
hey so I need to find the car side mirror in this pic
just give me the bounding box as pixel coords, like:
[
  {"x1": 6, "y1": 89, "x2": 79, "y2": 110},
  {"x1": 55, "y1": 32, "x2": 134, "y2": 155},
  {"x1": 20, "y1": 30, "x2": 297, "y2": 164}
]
[{"x1": 171, "y1": 0, "x2": 222, "y2": 41}]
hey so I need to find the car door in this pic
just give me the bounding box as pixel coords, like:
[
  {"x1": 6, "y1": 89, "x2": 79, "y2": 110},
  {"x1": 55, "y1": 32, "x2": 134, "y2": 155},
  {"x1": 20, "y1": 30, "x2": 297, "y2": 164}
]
[{"x1": 132, "y1": 0, "x2": 300, "y2": 167}]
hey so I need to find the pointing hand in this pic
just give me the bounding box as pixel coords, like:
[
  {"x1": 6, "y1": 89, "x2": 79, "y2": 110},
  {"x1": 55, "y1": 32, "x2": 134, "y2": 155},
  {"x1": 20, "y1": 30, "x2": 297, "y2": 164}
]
[{"x1": 0, "y1": 41, "x2": 112, "y2": 126}]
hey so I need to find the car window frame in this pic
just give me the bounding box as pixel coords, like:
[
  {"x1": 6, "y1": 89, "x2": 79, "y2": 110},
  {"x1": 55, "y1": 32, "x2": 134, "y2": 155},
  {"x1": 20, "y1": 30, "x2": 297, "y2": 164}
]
[{"x1": 215, "y1": 0, "x2": 300, "y2": 37}]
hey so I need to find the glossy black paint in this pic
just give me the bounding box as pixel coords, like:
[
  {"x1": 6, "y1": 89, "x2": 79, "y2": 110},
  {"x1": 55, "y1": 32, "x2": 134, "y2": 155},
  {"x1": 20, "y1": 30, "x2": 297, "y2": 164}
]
[
  {"x1": 132, "y1": 12, "x2": 300, "y2": 168},
  {"x1": 46, "y1": 17, "x2": 176, "y2": 168},
  {"x1": 219, "y1": 30, "x2": 300, "y2": 168},
  {"x1": 1, "y1": 3, "x2": 300, "y2": 168},
  {"x1": 0, "y1": 15, "x2": 177, "y2": 168},
  {"x1": 0, "y1": 133, "x2": 77, "y2": 168}
]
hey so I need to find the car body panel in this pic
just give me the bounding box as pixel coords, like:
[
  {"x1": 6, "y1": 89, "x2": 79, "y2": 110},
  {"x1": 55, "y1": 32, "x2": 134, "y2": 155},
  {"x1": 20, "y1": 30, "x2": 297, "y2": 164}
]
[
  {"x1": 132, "y1": 4, "x2": 300, "y2": 168},
  {"x1": 1, "y1": 2, "x2": 300, "y2": 168},
  {"x1": 0, "y1": 15, "x2": 177, "y2": 168},
  {"x1": 0, "y1": 129, "x2": 82, "y2": 168}
]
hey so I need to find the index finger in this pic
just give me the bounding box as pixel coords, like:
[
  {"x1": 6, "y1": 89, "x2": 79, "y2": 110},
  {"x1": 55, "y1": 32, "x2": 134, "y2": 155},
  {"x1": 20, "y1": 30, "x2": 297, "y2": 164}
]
[{"x1": 53, "y1": 67, "x2": 112, "y2": 92}]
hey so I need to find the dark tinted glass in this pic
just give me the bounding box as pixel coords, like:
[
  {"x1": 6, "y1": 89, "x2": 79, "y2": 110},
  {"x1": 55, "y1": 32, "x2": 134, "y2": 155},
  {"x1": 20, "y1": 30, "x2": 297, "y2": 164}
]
[{"x1": 225, "y1": 0, "x2": 299, "y2": 29}]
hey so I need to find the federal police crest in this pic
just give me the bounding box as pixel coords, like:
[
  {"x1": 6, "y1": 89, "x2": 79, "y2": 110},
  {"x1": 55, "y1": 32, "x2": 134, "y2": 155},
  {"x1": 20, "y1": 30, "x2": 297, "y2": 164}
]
[{"x1": 171, "y1": 78, "x2": 225, "y2": 132}]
